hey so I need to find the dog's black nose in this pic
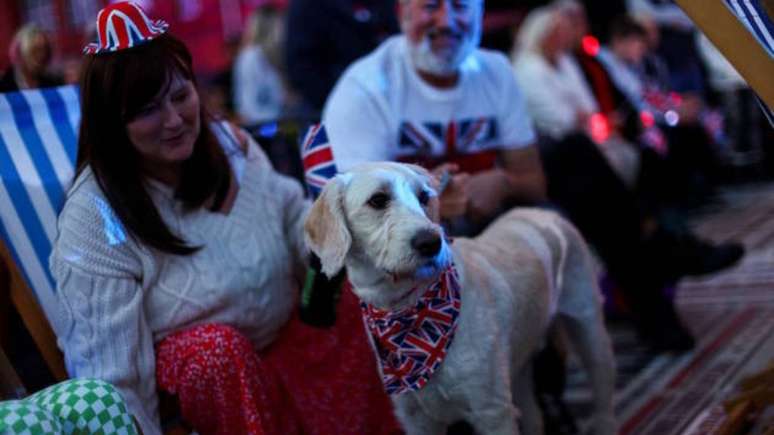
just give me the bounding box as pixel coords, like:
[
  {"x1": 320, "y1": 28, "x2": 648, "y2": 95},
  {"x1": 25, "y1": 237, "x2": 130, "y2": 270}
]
[{"x1": 412, "y1": 229, "x2": 442, "y2": 257}]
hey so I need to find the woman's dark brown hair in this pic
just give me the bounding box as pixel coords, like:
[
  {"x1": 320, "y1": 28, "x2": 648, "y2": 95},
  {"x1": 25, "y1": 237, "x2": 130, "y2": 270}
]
[{"x1": 76, "y1": 33, "x2": 231, "y2": 255}]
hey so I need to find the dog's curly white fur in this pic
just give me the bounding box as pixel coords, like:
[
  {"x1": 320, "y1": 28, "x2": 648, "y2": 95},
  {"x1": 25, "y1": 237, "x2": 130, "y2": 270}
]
[{"x1": 304, "y1": 162, "x2": 616, "y2": 435}]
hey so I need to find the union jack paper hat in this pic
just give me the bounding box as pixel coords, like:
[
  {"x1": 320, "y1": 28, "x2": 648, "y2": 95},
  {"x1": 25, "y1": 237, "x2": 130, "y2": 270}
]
[{"x1": 83, "y1": 2, "x2": 169, "y2": 55}]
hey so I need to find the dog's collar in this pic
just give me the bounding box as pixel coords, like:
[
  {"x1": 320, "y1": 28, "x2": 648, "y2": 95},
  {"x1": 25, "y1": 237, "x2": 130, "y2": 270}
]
[{"x1": 358, "y1": 264, "x2": 461, "y2": 395}]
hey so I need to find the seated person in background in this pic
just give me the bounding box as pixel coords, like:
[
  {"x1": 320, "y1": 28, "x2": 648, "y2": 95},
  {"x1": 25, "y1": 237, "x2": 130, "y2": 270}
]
[
  {"x1": 323, "y1": 0, "x2": 548, "y2": 234},
  {"x1": 512, "y1": 3, "x2": 744, "y2": 351},
  {"x1": 0, "y1": 24, "x2": 62, "y2": 93},
  {"x1": 599, "y1": 14, "x2": 723, "y2": 207},
  {"x1": 511, "y1": 5, "x2": 597, "y2": 139},
  {"x1": 50, "y1": 3, "x2": 400, "y2": 434},
  {"x1": 233, "y1": 3, "x2": 290, "y2": 124},
  {"x1": 511, "y1": 5, "x2": 641, "y2": 188},
  {"x1": 626, "y1": 0, "x2": 705, "y2": 95}
]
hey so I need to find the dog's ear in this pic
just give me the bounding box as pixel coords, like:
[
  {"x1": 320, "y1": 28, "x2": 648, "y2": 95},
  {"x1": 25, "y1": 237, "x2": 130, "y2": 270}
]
[{"x1": 304, "y1": 176, "x2": 352, "y2": 277}]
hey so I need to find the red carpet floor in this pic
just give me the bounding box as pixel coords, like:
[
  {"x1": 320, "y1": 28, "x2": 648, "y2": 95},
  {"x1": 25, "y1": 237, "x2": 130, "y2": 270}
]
[{"x1": 568, "y1": 183, "x2": 774, "y2": 435}]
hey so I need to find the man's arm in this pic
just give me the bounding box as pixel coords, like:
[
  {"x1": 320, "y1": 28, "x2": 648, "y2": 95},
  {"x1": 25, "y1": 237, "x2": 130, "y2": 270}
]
[
  {"x1": 491, "y1": 54, "x2": 546, "y2": 205},
  {"x1": 465, "y1": 145, "x2": 547, "y2": 222},
  {"x1": 501, "y1": 145, "x2": 548, "y2": 203}
]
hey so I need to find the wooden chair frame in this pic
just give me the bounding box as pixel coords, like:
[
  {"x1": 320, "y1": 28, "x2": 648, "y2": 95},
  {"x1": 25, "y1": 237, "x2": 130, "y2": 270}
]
[
  {"x1": 0, "y1": 346, "x2": 26, "y2": 400},
  {"x1": 0, "y1": 237, "x2": 67, "y2": 386},
  {"x1": 0, "y1": 239, "x2": 184, "y2": 434}
]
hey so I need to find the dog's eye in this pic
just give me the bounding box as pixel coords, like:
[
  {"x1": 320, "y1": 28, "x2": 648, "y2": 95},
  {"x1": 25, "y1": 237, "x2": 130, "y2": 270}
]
[
  {"x1": 418, "y1": 190, "x2": 430, "y2": 206},
  {"x1": 367, "y1": 192, "x2": 390, "y2": 210}
]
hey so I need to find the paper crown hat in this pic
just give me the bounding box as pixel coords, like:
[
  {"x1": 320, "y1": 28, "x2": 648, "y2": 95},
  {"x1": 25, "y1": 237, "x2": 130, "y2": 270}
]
[{"x1": 83, "y1": 2, "x2": 168, "y2": 55}]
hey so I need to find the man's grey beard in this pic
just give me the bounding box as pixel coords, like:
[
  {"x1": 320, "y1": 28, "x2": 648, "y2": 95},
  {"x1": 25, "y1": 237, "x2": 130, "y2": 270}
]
[{"x1": 406, "y1": 20, "x2": 482, "y2": 77}]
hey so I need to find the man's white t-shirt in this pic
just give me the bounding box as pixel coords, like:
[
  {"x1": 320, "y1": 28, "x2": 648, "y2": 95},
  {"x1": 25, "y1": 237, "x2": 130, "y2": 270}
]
[{"x1": 322, "y1": 35, "x2": 536, "y2": 173}]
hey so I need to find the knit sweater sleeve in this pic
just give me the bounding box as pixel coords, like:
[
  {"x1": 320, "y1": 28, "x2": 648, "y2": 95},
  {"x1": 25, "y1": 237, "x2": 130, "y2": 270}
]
[
  {"x1": 245, "y1": 134, "x2": 311, "y2": 269},
  {"x1": 49, "y1": 176, "x2": 161, "y2": 435}
]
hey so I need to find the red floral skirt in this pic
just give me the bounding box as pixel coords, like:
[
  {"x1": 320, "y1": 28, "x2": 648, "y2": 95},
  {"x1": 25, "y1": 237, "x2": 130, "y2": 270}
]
[{"x1": 156, "y1": 289, "x2": 402, "y2": 435}]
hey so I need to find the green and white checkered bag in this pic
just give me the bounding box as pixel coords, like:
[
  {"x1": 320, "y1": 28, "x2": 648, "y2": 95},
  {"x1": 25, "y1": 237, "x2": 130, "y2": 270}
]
[{"x1": 0, "y1": 379, "x2": 138, "y2": 435}]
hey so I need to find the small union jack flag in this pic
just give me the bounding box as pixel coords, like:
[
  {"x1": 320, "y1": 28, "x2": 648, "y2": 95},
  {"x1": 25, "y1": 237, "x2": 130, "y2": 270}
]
[
  {"x1": 301, "y1": 124, "x2": 338, "y2": 199},
  {"x1": 83, "y1": 2, "x2": 169, "y2": 55},
  {"x1": 360, "y1": 264, "x2": 462, "y2": 395}
]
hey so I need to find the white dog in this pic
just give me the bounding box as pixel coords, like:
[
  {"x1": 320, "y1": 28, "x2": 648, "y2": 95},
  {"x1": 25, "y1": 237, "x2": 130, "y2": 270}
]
[{"x1": 304, "y1": 162, "x2": 616, "y2": 435}]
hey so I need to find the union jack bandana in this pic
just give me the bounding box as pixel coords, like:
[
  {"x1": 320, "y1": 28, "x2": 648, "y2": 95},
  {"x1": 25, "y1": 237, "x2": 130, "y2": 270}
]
[
  {"x1": 83, "y1": 2, "x2": 169, "y2": 55},
  {"x1": 359, "y1": 264, "x2": 462, "y2": 395}
]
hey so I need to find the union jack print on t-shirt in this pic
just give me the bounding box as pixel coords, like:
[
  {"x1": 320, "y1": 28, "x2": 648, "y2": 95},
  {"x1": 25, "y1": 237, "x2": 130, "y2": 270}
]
[
  {"x1": 397, "y1": 118, "x2": 499, "y2": 173},
  {"x1": 398, "y1": 117, "x2": 498, "y2": 156}
]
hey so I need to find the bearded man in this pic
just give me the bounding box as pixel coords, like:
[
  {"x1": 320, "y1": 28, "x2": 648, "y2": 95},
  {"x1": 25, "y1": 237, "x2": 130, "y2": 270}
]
[{"x1": 322, "y1": 0, "x2": 547, "y2": 229}]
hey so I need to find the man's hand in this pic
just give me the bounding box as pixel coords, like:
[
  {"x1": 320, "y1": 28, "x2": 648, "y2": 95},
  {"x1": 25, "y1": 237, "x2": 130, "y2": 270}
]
[
  {"x1": 466, "y1": 169, "x2": 510, "y2": 223},
  {"x1": 431, "y1": 163, "x2": 470, "y2": 220},
  {"x1": 501, "y1": 146, "x2": 548, "y2": 203},
  {"x1": 465, "y1": 145, "x2": 548, "y2": 223}
]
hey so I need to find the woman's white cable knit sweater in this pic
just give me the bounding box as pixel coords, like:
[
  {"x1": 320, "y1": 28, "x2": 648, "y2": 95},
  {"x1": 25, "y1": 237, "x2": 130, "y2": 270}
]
[{"x1": 48, "y1": 133, "x2": 309, "y2": 435}]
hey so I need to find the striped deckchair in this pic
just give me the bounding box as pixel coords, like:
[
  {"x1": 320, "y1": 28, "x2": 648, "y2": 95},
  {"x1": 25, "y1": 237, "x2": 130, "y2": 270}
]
[
  {"x1": 724, "y1": 0, "x2": 774, "y2": 125},
  {"x1": 724, "y1": 0, "x2": 774, "y2": 58},
  {"x1": 678, "y1": 0, "x2": 774, "y2": 126},
  {"x1": 0, "y1": 85, "x2": 80, "y2": 382}
]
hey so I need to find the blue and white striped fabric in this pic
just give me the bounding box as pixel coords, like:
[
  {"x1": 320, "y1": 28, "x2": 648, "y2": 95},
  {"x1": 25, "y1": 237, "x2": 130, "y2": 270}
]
[
  {"x1": 724, "y1": 0, "x2": 774, "y2": 57},
  {"x1": 0, "y1": 85, "x2": 80, "y2": 322},
  {"x1": 723, "y1": 0, "x2": 774, "y2": 125}
]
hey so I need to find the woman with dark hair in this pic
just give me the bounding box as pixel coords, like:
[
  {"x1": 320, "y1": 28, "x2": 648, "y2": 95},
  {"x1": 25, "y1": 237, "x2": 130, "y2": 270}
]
[{"x1": 49, "y1": 3, "x2": 400, "y2": 435}]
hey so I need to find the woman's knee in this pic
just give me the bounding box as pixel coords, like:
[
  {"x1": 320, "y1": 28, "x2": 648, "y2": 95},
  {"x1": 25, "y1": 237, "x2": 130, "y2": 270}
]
[
  {"x1": 157, "y1": 323, "x2": 258, "y2": 388},
  {"x1": 187, "y1": 324, "x2": 255, "y2": 360},
  {"x1": 0, "y1": 400, "x2": 63, "y2": 434},
  {"x1": 5, "y1": 379, "x2": 136, "y2": 435}
]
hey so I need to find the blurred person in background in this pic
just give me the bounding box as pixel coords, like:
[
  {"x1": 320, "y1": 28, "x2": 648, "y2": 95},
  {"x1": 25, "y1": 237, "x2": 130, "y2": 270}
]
[
  {"x1": 511, "y1": 5, "x2": 641, "y2": 187},
  {"x1": 626, "y1": 0, "x2": 706, "y2": 95},
  {"x1": 285, "y1": 0, "x2": 399, "y2": 113},
  {"x1": 323, "y1": 0, "x2": 548, "y2": 233},
  {"x1": 512, "y1": 5, "x2": 744, "y2": 353},
  {"x1": 511, "y1": 7, "x2": 596, "y2": 139},
  {"x1": 0, "y1": 24, "x2": 62, "y2": 93},
  {"x1": 598, "y1": 15, "x2": 724, "y2": 208},
  {"x1": 233, "y1": 2, "x2": 294, "y2": 124}
]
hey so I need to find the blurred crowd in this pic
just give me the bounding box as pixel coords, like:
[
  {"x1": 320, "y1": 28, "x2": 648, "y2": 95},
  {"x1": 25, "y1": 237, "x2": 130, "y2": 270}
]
[{"x1": 3, "y1": 0, "x2": 771, "y2": 180}]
